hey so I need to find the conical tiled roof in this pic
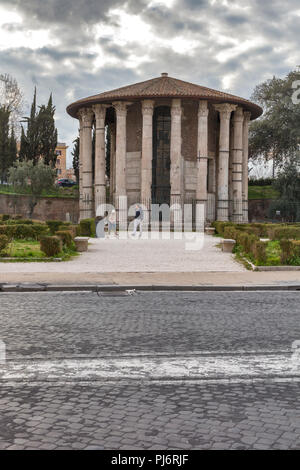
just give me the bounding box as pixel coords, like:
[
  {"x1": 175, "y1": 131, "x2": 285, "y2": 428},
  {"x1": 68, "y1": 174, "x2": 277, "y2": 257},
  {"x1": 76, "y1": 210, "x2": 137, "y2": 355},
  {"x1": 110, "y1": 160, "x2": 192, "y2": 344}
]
[{"x1": 67, "y1": 73, "x2": 262, "y2": 119}]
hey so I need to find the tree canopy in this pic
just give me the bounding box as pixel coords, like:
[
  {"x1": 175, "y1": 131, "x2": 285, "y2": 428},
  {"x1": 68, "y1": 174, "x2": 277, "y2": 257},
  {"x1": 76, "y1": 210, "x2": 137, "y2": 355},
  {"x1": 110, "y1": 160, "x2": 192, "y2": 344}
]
[
  {"x1": 20, "y1": 89, "x2": 58, "y2": 167},
  {"x1": 249, "y1": 69, "x2": 300, "y2": 173}
]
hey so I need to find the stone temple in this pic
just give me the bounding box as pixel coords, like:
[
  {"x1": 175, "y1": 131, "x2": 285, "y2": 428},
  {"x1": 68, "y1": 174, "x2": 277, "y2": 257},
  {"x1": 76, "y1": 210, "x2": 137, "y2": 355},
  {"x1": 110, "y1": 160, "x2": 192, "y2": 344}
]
[{"x1": 67, "y1": 73, "x2": 262, "y2": 224}]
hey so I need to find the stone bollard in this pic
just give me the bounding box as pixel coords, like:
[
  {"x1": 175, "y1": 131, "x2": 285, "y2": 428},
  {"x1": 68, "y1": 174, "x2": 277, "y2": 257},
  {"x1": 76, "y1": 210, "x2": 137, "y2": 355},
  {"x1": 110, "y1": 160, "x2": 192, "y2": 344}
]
[
  {"x1": 74, "y1": 237, "x2": 89, "y2": 252},
  {"x1": 205, "y1": 227, "x2": 216, "y2": 236},
  {"x1": 221, "y1": 239, "x2": 236, "y2": 253}
]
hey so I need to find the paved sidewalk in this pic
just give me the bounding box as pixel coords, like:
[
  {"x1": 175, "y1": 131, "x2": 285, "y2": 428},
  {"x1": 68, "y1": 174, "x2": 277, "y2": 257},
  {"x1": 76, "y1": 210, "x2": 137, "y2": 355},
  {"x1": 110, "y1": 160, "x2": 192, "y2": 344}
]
[
  {"x1": 0, "y1": 234, "x2": 245, "y2": 274},
  {"x1": 1, "y1": 271, "x2": 300, "y2": 287},
  {"x1": 1, "y1": 234, "x2": 300, "y2": 287}
]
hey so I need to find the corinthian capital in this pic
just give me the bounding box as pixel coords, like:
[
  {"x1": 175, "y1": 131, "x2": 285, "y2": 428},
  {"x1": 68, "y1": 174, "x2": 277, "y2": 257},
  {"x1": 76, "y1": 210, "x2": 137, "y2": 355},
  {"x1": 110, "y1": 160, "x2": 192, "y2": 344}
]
[
  {"x1": 198, "y1": 100, "x2": 209, "y2": 118},
  {"x1": 93, "y1": 103, "x2": 109, "y2": 122},
  {"x1": 77, "y1": 107, "x2": 94, "y2": 127},
  {"x1": 113, "y1": 101, "x2": 131, "y2": 116},
  {"x1": 214, "y1": 103, "x2": 237, "y2": 120},
  {"x1": 233, "y1": 106, "x2": 244, "y2": 123},
  {"x1": 142, "y1": 100, "x2": 155, "y2": 116}
]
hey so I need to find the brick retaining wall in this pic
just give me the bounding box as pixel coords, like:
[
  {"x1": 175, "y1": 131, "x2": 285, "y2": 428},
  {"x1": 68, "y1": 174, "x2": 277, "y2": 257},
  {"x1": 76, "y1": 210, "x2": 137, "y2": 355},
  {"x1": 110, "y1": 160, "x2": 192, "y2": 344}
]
[{"x1": 0, "y1": 193, "x2": 79, "y2": 222}]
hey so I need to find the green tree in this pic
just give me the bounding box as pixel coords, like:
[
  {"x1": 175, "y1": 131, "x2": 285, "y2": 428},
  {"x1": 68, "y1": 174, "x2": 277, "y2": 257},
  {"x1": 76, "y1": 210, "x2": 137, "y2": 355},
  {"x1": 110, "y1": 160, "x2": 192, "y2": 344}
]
[
  {"x1": 20, "y1": 89, "x2": 57, "y2": 166},
  {"x1": 249, "y1": 69, "x2": 300, "y2": 176},
  {"x1": 269, "y1": 158, "x2": 300, "y2": 222},
  {"x1": 20, "y1": 87, "x2": 40, "y2": 164},
  {"x1": 38, "y1": 94, "x2": 58, "y2": 167},
  {"x1": 8, "y1": 160, "x2": 56, "y2": 217},
  {"x1": 72, "y1": 136, "x2": 80, "y2": 184}
]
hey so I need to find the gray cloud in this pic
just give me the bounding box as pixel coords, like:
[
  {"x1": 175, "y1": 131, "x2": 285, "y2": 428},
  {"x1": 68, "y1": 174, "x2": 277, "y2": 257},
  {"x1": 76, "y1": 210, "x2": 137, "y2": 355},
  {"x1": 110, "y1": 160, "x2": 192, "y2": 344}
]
[{"x1": 0, "y1": 0, "x2": 299, "y2": 164}]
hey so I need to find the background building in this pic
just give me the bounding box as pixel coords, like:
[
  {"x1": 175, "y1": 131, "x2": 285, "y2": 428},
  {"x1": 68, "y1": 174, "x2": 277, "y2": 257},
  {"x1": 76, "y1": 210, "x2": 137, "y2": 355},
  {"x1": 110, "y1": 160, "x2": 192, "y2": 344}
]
[{"x1": 55, "y1": 142, "x2": 75, "y2": 180}]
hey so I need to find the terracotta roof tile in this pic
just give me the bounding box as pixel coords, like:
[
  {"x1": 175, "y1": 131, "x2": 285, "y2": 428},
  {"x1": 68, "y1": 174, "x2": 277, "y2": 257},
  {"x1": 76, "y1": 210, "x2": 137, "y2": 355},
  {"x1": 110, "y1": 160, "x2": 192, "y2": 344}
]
[{"x1": 67, "y1": 74, "x2": 262, "y2": 119}]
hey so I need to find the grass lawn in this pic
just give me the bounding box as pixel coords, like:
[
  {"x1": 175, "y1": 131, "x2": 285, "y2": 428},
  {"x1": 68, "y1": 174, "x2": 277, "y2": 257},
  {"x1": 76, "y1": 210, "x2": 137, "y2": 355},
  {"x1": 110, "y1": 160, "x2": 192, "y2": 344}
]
[
  {"x1": 248, "y1": 185, "x2": 279, "y2": 200},
  {"x1": 0, "y1": 240, "x2": 78, "y2": 261}
]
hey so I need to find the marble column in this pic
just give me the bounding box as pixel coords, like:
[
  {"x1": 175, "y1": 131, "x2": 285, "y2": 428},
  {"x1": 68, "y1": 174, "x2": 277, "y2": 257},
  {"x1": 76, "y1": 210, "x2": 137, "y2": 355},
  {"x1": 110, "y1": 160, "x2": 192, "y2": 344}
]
[
  {"x1": 214, "y1": 103, "x2": 237, "y2": 221},
  {"x1": 113, "y1": 101, "x2": 130, "y2": 227},
  {"x1": 141, "y1": 100, "x2": 154, "y2": 207},
  {"x1": 93, "y1": 104, "x2": 108, "y2": 212},
  {"x1": 78, "y1": 113, "x2": 84, "y2": 219},
  {"x1": 196, "y1": 101, "x2": 209, "y2": 222},
  {"x1": 170, "y1": 99, "x2": 182, "y2": 229},
  {"x1": 243, "y1": 111, "x2": 251, "y2": 223},
  {"x1": 228, "y1": 120, "x2": 234, "y2": 218},
  {"x1": 232, "y1": 107, "x2": 244, "y2": 223},
  {"x1": 78, "y1": 108, "x2": 94, "y2": 220}
]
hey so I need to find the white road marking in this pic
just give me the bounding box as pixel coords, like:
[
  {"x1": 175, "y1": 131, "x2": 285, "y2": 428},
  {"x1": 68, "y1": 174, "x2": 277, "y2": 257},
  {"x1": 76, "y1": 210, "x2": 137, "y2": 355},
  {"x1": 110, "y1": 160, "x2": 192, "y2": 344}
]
[{"x1": 0, "y1": 352, "x2": 298, "y2": 383}]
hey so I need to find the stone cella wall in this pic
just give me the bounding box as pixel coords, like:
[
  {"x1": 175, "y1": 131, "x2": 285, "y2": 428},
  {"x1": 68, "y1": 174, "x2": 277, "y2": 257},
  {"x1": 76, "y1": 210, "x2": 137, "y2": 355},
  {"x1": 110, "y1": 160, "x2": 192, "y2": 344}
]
[{"x1": 0, "y1": 193, "x2": 79, "y2": 222}]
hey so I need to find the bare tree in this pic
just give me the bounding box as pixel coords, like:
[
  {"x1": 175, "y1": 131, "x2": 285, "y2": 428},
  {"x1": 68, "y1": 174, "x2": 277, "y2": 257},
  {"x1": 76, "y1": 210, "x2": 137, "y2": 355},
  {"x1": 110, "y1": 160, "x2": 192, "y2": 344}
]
[{"x1": 0, "y1": 73, "x2": 24, "y2": 135}]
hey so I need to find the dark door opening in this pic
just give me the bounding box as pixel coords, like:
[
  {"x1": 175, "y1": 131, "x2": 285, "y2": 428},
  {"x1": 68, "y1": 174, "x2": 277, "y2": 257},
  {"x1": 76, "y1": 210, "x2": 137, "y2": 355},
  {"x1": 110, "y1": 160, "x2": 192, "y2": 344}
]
[{"x1": 152, "y1": 106, "x2": 171, "y2": 205}]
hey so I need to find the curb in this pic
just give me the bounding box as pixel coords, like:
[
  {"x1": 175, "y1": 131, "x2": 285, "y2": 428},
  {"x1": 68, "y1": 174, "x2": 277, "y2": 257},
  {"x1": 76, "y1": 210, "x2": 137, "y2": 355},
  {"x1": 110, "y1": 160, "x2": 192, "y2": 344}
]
[{"x1": 1, "y1": 283, "x2": 300, "y2": 292}]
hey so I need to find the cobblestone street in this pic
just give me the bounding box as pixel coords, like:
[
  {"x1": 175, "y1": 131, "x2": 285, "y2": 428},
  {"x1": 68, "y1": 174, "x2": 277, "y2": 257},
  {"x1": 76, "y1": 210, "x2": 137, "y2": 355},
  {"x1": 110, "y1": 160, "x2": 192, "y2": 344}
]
[{"x1": 0, "y1": 291, "x2": 299, "y2": 450}]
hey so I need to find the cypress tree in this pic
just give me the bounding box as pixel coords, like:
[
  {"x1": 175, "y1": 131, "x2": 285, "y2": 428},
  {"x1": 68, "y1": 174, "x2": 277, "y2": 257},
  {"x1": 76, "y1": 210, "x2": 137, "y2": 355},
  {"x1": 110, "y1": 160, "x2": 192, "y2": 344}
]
[
  {"x1": 38, "y1": 93, "x2": 58, "y2": 167},
  {"x1": 72, "y1": 136, "x2": 80, "y2": 184}
]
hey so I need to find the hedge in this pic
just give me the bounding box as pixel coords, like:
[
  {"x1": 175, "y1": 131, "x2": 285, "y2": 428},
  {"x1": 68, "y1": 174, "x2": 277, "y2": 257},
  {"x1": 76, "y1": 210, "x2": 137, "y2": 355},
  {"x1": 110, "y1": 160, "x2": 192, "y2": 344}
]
[
  {"x1": 55, "y1": 230, "x2": 73, "y2": 248},
  {"x1": 268, "y1": 226, "x2": 300, "y2": 241},
  {"x1": 46, "y1": 220, "x2": 63, "y2": 235},
  {"x1": 79, "y1": 218, "x2": 96, "y2": 237},
  {"x1": 0, "y1": 224, "x2": 49, "y2": 240},
  {"x1": 0, "y1": 234, "x2": 9, "y2": 253},
  {"x1": 40, "y1": 236, "x2": 62, "y2": 257},
  {"x1": 253, "y1": 241, "x2": 267, "y2": 264}
]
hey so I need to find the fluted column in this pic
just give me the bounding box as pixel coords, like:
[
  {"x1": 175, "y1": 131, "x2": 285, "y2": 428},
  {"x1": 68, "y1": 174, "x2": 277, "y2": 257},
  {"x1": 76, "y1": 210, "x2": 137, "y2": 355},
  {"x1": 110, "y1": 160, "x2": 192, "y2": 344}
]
[
  {"x1": 141, "y1": 100, "x2": 154, "y2": 208},
  {"x1": 170, "y1": 99, "x2": 182, "y2": 229},
  {"x1": 196, "y1": 101, "x2": 209, "y2": 220},
  {"x1": 228, "y1": 120, "x2": 234, "y2": 218},
  {"x1": 113, "y1": 101, "x2": 130, "y2": 227},
  {"x1": 78, "y1": 114, "x2": 84, "y2": 219},
  {"x1": 214, "y1": 103, "x2": 237, "y2": 221},
  {"x1": 243, "y1": 111, "x2": 251, "y2": 222},
  {"x1": 93, "y1": 104, "x2": 108, "y2": 212},
  {"x1": 232, "y1": 107, "x2": 244, "y2": 223},
  {"x1": 78, "y1": 108, "x2": 94, "y2": 220}
]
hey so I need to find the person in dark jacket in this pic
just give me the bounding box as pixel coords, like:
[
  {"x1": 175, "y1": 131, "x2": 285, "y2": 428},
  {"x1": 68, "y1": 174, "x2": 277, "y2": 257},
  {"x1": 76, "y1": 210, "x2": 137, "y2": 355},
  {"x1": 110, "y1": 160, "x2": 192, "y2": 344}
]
[{"x1": 132, "y1": 204, "x2": 144, "y2": 238}]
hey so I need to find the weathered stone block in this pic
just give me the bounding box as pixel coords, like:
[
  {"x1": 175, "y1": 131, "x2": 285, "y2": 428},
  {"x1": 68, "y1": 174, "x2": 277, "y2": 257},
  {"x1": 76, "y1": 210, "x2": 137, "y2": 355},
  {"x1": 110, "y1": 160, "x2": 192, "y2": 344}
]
[{"x1": 74, "y1": 237, "x2": 89, "y2": 252}]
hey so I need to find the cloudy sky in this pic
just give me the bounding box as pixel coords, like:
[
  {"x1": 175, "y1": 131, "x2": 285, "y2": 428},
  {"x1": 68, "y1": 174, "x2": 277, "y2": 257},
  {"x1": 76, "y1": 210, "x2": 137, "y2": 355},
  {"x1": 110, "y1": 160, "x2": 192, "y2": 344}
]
[{"x1": 0, "y1": 0, "x2": 299, "y2": 166}]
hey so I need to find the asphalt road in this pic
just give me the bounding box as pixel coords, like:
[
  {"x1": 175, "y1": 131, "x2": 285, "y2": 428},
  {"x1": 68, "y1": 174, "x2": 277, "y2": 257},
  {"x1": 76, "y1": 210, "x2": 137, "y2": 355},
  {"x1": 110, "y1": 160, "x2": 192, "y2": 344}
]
[{"x1": 0, "y1": 291, "x2": 299, "y2": 450}]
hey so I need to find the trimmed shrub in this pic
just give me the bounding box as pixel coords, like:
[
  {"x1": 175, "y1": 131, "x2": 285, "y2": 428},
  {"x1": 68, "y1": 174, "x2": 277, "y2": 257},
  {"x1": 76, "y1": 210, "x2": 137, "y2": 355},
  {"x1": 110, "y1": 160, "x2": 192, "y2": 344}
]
[
  {"x1": 40, "y1": 236, "x2": 62, "y2": 257},
  {"x1": 79, "y1": 218, "x2": 96, "y2": 237},
  {"x1": 1, "y1": 214, "x2": 10, "y2": 221},
  {"x1": 32, "y1": 224, "x2": 49, "y2": 239},
  {"x1": 269, "y1": 226, "x2": 300, "y2": 241},
  {"x1": 253, "y1": 241, "x2": 267, "y2": 264},
  {"x1": 46, "y1": 220, "x2": 63, "y2": 235},
  {"x1": 7, "y1": 219, "x2": 34, "y2": 225},
  {"x1": 223, "y1": 226, "x2": 239, "y2": 240},
  {"x1": 14, "y1": 225, "x2": 35, "y2": 240},
  {"x1": 212, "y1": 221, "x2": 233, "y2": 236},
  {"x1": 0, "y1": 234, "x2": 9, "y2": 253},
  {"x1": 55, "y1": 230, "x2": 73, "y2": 248},
  {"x1": 236, "y1": 231, "x2": 258, "y2": 254},
  {"x1": 280, "y1": 239, "x2": 293, "y2": 264},
  {"x1": 0, "y1": 225, "x2": 16, "y2": 240}
]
